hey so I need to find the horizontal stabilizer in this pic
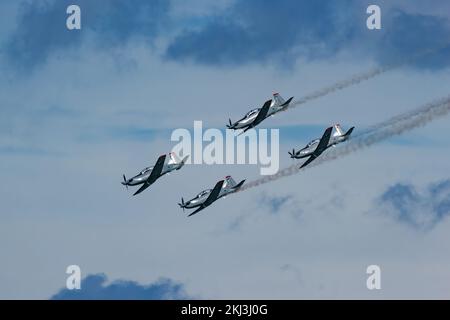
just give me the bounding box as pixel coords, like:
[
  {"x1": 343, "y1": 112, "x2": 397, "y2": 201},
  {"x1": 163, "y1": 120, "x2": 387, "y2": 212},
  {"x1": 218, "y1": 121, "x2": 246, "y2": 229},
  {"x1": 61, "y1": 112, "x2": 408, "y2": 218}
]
[
  {"x1": 344, "y1": 126, "x2": 355, "y2": 137},
  {"x1": 281, "y1": 97, "x2": 294, "y2": 107},
  {"x1": 233, "y1": 179, "x2": 245, "y2": 190}
]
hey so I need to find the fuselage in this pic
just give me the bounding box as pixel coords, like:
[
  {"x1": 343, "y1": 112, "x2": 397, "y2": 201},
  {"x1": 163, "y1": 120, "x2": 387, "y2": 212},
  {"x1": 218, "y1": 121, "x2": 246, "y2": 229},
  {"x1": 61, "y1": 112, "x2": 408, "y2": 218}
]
[
  {"x1": 180, "y1": 177, "x2": 244, "y2": 209},
  {"x1": 228, "y1": 94, "x2": 292, "y2": 130},
  {"x1": 182, "y1": 189, "x2": 213, "y2": 208},
  {"x1": 291, "y1": 128, "x2": 353, "y2": 159},
  {"x1": 182, "y1": 185, "x2": 237, "y2": 208},
  {"x1": 122, "y1": 157, "x2": 185, "y2": 186},
  {"x1": 229, "y1": 108, "x2": 260, "y2": 129}
]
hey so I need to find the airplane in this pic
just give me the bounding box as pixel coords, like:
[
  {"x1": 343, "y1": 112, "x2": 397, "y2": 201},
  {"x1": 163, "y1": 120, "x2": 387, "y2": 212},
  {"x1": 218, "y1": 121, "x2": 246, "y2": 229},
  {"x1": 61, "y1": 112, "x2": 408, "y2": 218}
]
[
  {"x1": 288, "y1": 124, "x2": 355, "y2": 169},
  {"x1": 178, "y1": 176, "x2": 245, "y2": 217},
  {"x1": 227, "y1": 93, "x2": 294, "y2": 133},
  {"x1": 122, "y1": 152, "x2": 189, "y2": 196}
]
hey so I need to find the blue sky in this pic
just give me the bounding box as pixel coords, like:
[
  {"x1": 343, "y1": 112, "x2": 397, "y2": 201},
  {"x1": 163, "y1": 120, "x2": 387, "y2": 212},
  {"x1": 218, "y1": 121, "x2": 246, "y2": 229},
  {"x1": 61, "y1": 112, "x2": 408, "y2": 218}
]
[{"x1": 1, "y1": 0, "x2": 450, "y2": 299}]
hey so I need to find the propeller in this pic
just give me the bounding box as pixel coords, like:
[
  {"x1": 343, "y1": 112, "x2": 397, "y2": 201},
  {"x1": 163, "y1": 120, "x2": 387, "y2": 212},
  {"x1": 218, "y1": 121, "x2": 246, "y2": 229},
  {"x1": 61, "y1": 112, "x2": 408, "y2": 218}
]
[
  {"x1": 178, "y1": 197, "x2": 185, "y2": 212},
  {"x1": 288, "y1": 149, "x2": 296, "y2": 159},
  {"x1": 122, "y1": 174, "x2": 128, "y2": 190},
  {"x1": 227, "y1": 119, "x2": 233, "y2": 129}
]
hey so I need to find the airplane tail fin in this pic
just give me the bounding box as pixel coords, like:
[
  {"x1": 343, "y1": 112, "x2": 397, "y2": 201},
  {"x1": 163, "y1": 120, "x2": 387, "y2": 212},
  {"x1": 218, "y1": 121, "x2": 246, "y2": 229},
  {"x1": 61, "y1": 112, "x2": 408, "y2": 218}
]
[
  {"x1": 169, "y1": 152, "x2": 189, "y2": 168},
  {"x1": 170, "y1": 152, "x2": 185, "y2": 164},
  {"x1": 224, "y1": 175, "x2": 237, "y2": 188},
  {"x1": 334, "y1": 124, "x2": 345, "y2": 136},
  {"x1": 225, "y1": 176, "x2": 245, "y2": 190},
  {"x1": 272, "y1": 92, "x2": 285, "y2": 106},
  {"x1": 169, "y1": 152, "x2": 181, "y2": 163},
  {"x1": 273, "y1": 93, "x2": 293, "y2": 107}
]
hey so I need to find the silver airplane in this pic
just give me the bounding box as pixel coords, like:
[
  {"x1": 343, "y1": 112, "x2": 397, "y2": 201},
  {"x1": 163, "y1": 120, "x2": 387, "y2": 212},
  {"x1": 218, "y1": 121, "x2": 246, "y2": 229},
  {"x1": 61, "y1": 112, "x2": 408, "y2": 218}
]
[
  {"x1": 122, "y1": 152, "x2": 189, "y2": 196},
  {"x1": 227, "y1": 93, "x2": 294, "y2": 133},
  {"x1": 178, "y1": 176, "x2": 245, "y2": 217},
  {"x1": 289, "y1": 124, "x2": 355, "y2": 169}
]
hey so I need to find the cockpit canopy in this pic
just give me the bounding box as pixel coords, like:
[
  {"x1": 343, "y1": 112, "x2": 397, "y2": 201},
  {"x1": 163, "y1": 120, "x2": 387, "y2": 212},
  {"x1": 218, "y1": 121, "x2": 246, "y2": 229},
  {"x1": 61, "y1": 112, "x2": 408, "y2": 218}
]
[
  {"x1": 306, "y1": 139, "x2": 320, "y2": 147},
  {"x1": 245, "y1": 108, "x2": 260, "y2": 117},
  {"x1": 140, "y1": 167, "x2": 151, "y2": 175},
  {"x1": 196, "y1": 189, "x2": 211, "y2": 198}
]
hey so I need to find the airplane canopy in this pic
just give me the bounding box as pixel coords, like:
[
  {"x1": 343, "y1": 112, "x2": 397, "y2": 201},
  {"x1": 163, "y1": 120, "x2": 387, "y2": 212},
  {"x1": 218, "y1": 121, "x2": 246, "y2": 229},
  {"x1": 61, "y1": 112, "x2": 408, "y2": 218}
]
[
  {"x1": 307, "y1": 139, "x2": 320, "y2": 147},
  {"x1": 245, "y1": 108, "x2": 260, "y2": 117},
  {"x1": 140, "y1": 167, "x2": 151, "y2": 174},
  {"x1": 196, "y1": 189, "x2": 211, "y2": 198}
]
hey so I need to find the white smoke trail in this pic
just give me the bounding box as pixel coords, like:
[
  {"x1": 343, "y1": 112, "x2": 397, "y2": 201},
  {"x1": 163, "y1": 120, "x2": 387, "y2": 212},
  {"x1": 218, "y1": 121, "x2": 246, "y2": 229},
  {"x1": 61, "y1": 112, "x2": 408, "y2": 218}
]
[
  {"x1": 283, "y1": 44, "x2": 450, "y2": 111},
  {"x1": 239, "y1": 95, "x2": 450, "y2": 191},
  {"x1": 286, "y1": 66, "x2": 392, "y2": 109}
]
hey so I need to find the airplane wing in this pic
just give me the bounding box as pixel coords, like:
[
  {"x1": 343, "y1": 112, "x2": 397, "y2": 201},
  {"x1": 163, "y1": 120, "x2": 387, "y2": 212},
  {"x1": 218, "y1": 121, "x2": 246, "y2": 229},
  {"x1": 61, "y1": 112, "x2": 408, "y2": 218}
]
[
  {"x1": 188, "y1": 180, "x2": 224, "y2": 217},
  {"x1": 299, "y1": 127, "x2": 333, "y2": 169},
  {"x1": 299, "y1": 154, "x2": 318, "y2": 169},
  {"x1": 315, "y1": 126, "x2": 333, "y2": 154},
  {"x1": 133, "y1": 154, "x2": 166, "y2": 196},
  {"x1": 188, "y1": 205, "x2": 206, "y2": 217},
  {"x1": 241, "y1": 126, "x2": 253, "y2": 134},
  {"x1": 241, "y1": 99, "x2": 272, "y2": 134}
]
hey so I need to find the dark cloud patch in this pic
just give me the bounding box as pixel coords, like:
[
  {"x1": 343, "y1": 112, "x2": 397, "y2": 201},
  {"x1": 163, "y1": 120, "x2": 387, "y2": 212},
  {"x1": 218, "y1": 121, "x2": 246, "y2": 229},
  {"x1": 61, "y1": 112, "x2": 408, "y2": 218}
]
[
  {"x1": 4, "y1": 0, "x2": 169, "y2": 70},
  {"x1": 166, "y1": 0, "x2": 359, "y2": 67},
  {"x1": 51, "y1": 273, "x2": 191, "y2": 300},
  {"x1": 5, "y1": 0, "x2": 450, "y2": 71},
  {"x1": 375, "y1": 10, "x2": 450, "y2": 70},
  {"x1": 260, "y1": 193, "x2": 293, "y2": 214},
  {"x1": 429, "y1": 180, "x2": 450, "y2": 220},
  {"x1": 379, "y1": 179, "x2": 450, "y2": 230},
  {"x1": 266, "y1": 195, "x2": 292, "y2": 214},
  {"x1": 226, "y1": 193, "x2": 295, "y2": 231},
  {"x1": 165, "y1": 0, "x2": 450, "y2": 69}
]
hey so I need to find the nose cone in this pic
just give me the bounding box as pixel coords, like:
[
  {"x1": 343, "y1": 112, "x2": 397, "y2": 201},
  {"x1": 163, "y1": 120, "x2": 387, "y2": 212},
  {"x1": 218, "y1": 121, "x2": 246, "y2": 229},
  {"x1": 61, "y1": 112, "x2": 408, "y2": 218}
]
[{"x1": 179, "y1": 201, "x2": 190, "y2": 209}]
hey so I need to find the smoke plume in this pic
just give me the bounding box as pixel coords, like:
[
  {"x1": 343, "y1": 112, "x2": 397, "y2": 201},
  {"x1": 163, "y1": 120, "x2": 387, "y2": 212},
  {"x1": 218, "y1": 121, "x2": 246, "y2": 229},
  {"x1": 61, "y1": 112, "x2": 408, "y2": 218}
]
[{"x1": 240, "y1": 96, "x2": 450, "y2": 191}]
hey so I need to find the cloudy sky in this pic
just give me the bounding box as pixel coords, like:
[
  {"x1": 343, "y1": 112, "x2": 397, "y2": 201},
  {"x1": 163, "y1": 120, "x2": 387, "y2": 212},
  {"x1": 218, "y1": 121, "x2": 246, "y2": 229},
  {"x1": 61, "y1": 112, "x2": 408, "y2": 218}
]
[{"x1": 1, "y1": 0, "x2": 450, "y2": 299}]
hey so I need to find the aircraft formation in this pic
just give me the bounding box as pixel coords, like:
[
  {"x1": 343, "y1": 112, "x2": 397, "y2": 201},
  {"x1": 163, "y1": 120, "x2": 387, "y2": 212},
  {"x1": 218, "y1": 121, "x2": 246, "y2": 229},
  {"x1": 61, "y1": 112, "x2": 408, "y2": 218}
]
[{"x1": 122, "y1": 92, "x2": 354, "y2": 217}]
